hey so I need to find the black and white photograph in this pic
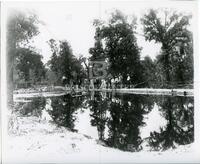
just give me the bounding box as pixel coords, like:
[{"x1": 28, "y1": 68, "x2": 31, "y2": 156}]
[{"x1": 0, "y1": 0, "x2": 200, "y2": 163}]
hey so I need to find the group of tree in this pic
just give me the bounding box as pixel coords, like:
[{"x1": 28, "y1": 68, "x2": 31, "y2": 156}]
[
  {"x1": 7, "y1": 10, "x2": 85, "y2": 90},
  {"x1": 141, "y1": 9, "x2": 193, "y2": 88},
  {"x1": 7, "y1": 11, "x2": 46, "y2": 105},
  {"x1": 89, "y1": 10, "x2": 143, "y2": 86},
  {"x1": 47, "y1": 39, "x2": 86, "y2": 86},
  {"x1": 7, "y1": 8, "x2": 194, "y2": 105},
  {"x1": 7, "y1": 10, "x2": 86, "y2": 107},
  {"x1": 89, "y1": 9, "x2": 193, "y2": 88}
]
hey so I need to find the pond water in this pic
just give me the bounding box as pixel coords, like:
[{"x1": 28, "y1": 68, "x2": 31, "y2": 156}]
[{"x1": 16, "y1": 92, "x2": 194, "y2": 152}]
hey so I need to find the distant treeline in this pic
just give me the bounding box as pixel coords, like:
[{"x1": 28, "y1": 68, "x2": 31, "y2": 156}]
[{"x1": 7, "y1": 8, "x2": 193, "y2": 100}]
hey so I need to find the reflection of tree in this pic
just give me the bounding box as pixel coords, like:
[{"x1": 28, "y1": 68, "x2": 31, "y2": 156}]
[
  {"x1": 49, "y1": 94, "x2": 84, "y2": 131},
  {"x1": 89, "y1": 92, "x2": 109, "y2": 140},
  {"x1": 106, "y1": 94, "x2": 154, "y2": 152},
  {"x1": 147, "y1": 96, "x2": 194, "y2": 151},
  {"x1": 88, "y1": 93, "x2": 154, "y2": 152},
  {"x1": 19, "y1": 97, "x2": 46, "y2": 117}
]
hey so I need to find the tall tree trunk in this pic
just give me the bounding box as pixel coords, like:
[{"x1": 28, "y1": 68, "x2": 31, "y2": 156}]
[
  {"x1": 7, "y1": 57, "x2": 14, "y2": 109},
  {"x1": 162, "y1": 46, "x2": 171, "y2": 88},
  {"x1": 7, "y1": 40, "x2": 15, "y2": 109}
]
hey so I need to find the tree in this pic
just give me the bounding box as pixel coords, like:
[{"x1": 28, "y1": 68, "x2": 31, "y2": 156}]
[
  {"x1": 7, "y1": 11, "x2": 39, "y2": 106},
  {"x1": 89, "y1": 19, "x2": 106, "y2": 61},
  {"x1": 15, "y1": 48, "x2": 46, "y2": 83},
  {"x1": 48, "y1": 39, "x2": 85, "y2": 85},
  {"x1": 90, "y1": 10, "x2": 143, "y2": 86},
  {"x1": 141, "y1": 9, "x2": 193, "y2": 88},
  {"x1": 141, "y1": 56, "x2": 156, "y2": 88},
  {"x1": 170, "y1": 41, "x2": 193, "y2": 88}
]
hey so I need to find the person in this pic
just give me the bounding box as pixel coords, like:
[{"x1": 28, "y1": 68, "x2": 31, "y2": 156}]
[
  {"x1": 100, "y1": 79, "x2": 106, "y2": 89},
  {"x1": 62, "y1": 76, "x2": 67, "y2": 86},
  {"x1": 71, "y1": 85, "x2": 76, "y2": 95},
  {"x1": 111, "y1": 78, "x2": 115, "y2": 89},
  {"x1": 127, "y1": 76, "x2": 130, "y2": 88}
]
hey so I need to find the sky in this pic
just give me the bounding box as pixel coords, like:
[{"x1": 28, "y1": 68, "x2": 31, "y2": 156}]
[{"x1": 5, "y1": 1, "x2": 197, "y2": 64}]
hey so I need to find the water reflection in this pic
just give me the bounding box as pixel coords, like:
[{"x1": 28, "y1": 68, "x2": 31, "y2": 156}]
[
  {"x1": 49, "y1": 94, "x2": 85, "y2": 131},
  {"x1": 105, "y1": 94, "x2": 155, "y2": 152},
  {"x1": 89, "y1": 92, "x2": 109, "y2": 141},
  {"x1": 17, "y1": 92, "x2": 194, "y2": 152},
  {"x1": 18, "y1": 97, "x2": 46, "y2": 117},
  {"x1": 147, "y1": 96, "x2": 194, "y2": 151}
]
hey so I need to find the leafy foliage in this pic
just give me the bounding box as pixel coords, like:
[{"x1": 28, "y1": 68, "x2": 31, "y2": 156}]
[
  {"x1": 141, "y1": 9, "x2": 193, "y2": 88},
  {"x1": 48, "y1": 39, "x2": 86, "y2": 85},
  {"x1": 15, "y1": 48, "x2": 46, "y2": 83},
  {"x1": 89, "y1": 10, "x2": 143, "y2": 86},
  {"x1": 7, "y1": 11, "x2": 40, "y2": 104},
  {"x1": 147, "y1": 96, "x2": 194, "y2": 151}
]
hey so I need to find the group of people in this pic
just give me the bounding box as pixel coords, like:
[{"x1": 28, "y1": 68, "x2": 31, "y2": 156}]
[{"x1": 62, "y1": 75, "x2": 134, "y2": 91}]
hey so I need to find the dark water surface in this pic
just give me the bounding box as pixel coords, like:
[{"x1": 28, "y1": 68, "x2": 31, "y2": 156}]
[{"x1": 16, "y1": 92, "x2": 194, "y2": 152}]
